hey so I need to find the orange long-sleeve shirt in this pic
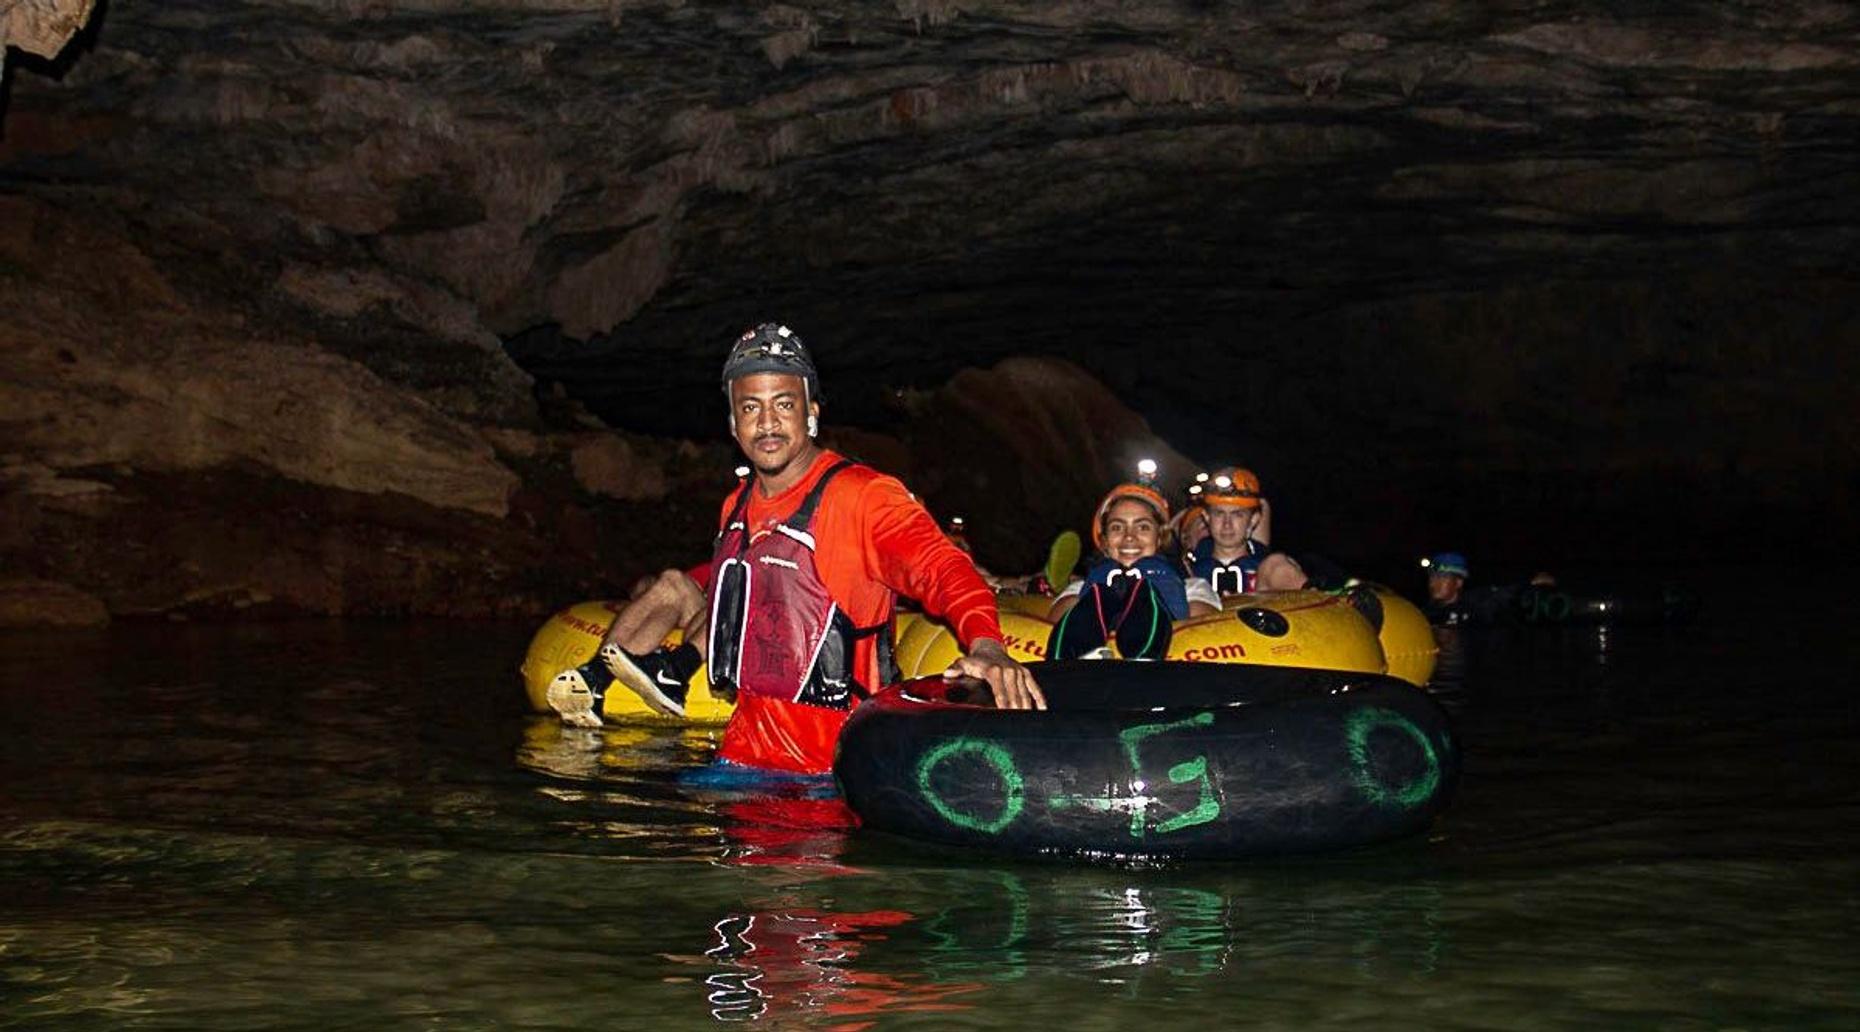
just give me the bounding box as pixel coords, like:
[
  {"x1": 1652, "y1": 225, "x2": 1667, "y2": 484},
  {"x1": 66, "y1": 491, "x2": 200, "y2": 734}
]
[
  {"x1": 716, "y1": 448, "x2": 1001, "y2": 691},
  {"x1": 712, "y1": 449, "x2": 1002, "y2": 773}
]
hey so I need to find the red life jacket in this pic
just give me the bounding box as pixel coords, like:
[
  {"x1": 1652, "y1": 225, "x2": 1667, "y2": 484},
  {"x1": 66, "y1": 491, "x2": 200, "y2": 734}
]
[{"x1": 707, "y1": 461, "x2": 894, "y2": 773}]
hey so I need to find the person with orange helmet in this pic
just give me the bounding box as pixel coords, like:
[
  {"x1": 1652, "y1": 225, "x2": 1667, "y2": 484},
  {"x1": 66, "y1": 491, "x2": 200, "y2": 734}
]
[
  {"x1": 1184, "y1": 466, "x2": 1271, "y2": 596},
  {"x1": 1046, "y1": 461, "x2": 1221, "y2": 660},
  {"x1": 1172, "y1": 498, "x2": 1211, "y2": 558}
]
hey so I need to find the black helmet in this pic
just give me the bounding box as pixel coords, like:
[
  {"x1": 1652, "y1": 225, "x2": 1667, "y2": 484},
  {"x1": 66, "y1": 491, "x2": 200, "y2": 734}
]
[{"x1": 721, "y1": 322, "x2": 821, "y2": 401}]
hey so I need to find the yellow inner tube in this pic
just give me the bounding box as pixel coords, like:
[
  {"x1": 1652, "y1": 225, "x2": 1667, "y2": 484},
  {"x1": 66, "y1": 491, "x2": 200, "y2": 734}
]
[
  {"x1": 523, "y1": 605, "x2": 945, "y2": 725},
  {"x1": 517, "y1": 601, "x2": 733, "y2": 725},
  {"x1": 522, "y1": 585, "x2": 1437, "y2": 725},
  {"x1": 1365, "y1": 584, "x2": 1439, "y2": 686},
  {"x1": 898, "y1": 589, "x2": 1392, "y2": 680},
  {"x1": 1185, "y1": 590, "x2": 1386, "y2": 673}
]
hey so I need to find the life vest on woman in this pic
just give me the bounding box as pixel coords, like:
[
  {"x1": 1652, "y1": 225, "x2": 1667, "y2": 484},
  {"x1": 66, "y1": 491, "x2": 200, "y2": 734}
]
[{"x1": 707, "y1": 460, "x2": 893, "y2": 773}]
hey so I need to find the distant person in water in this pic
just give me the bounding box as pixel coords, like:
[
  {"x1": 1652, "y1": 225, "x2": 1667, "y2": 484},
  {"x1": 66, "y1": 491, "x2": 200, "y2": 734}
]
[
  {"x1": 943, "y1": 515, "x2": 973, "y2": 556},
  {"x1": 943, "y1": 514, "x2": 1021, "y2": 591},
  {"x1": 1048, "y1": 463, "x2": 1220, "y2": 660},
  {"x1": 1183, "y1": 466, "x2": 1271, "y2": 595},
  {"x1": 1422, "y1": 551, "x2": 1471, "y2": 625},
  {"x1": 554, "y1": 322, "x2": 1042, "y2": 773},
  {"x1": 939, "y1": 513, "x2": 1029, "y2": 592}
]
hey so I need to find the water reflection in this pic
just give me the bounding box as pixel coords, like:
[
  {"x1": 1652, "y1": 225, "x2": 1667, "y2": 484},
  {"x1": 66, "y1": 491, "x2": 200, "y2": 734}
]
[
  {"x1": 670, "y1": 858, "x2": 1458, "y2": 1025},
  {"x1": 697, "y1": 908, "x2": 980, "y2": 1024}
]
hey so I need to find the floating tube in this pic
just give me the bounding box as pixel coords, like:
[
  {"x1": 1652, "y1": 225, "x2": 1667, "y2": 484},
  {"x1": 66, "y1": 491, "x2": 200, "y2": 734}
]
[
  {"x1": 835, "y1": 661, "x2": 1459, "y2": 860},
  {"x1": 1361, "y1": 585, "x2": 1439, "y2": 686},
  {"x1": 1321, "y1": 584, "x2": 1438, "y2": 686},
  {"x1": 1451, "y1": 584, "x2": 1701, "y2": 626},
  {"x1": 903, "y1": 610, "x2": 1055, "y2": 679},
  {"x1": 1508, "y1": 584, "x2": 1700, "y2": 626},
  {"x1": 893, "y1": 607, "x2": 956, "y2": 682},
  {"x1": 1178, "y1": 589, "x2": 1385, "y2": 675},
  {"x1": 521, "y1": 604, "x2": 951, "y2": 724},
  {"x1": 517, "y1": 601, "x2": 733, "y2": 725},
  {"x1": 892, "y1": 610, "x2": 926, "y2": 641},
  {"x1": 902, "y1": 590, "x2": 1388, "y2": 681},
  {"x1": 1213, "y1": 586, "x2": 1435, "y2": 686},
  {"x1": 994, "y1": 593, "x2": 1061, "y2": 619}
]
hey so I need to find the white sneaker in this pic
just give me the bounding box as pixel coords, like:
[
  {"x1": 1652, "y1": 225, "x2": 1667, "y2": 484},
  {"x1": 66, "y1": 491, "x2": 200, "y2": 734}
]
[
  {"x1": 546, "y1": 668, "x2": 604, "y2": 728},
  {"x1": 600, "y1": 643, "x2": 688, "y2": 718}
]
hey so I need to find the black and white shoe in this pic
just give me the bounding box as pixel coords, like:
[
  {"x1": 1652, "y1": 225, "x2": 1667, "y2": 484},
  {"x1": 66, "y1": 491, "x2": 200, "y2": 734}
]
[
  {"x1": 547, "y1": 659, "x2": 613, "y2": 729},
  {"x1": 601, "y1": 643, "x2": 690, "y2": 718}
]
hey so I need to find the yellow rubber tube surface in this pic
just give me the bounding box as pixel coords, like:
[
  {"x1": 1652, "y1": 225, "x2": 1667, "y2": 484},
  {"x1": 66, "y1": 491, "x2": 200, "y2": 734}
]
[
  {"x1": 518, "y1": 601, "x2": 733, "y2": 725},
  {"x1": 1178, "y1": 590, "x2": 1385, "y2": 674},
  {"x1": 1367, "y1": 585, "x2": 1439, "y2": 686},
  {"x1": 901, "y1": 590, "x2": 1386, "y2": 677}
]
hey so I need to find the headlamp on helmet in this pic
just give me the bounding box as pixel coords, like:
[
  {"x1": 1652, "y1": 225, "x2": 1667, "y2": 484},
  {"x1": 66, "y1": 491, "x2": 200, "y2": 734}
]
[
  {"x1": 721, "y1": 322, "x2": 822, "y2": 402},
  {"x1": 1424, "y1": 552, "x2": 1470, "y2": 579},
  {"x1": 1202, "y1": 466, "x2": 1262, "y2": 510},
  {"x1": 1090, "y1": 466, "x2": 1174, "y2": 553}
]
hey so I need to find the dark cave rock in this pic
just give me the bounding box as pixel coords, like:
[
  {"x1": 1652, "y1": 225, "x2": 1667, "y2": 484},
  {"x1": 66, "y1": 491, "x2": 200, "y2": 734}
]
[{"x1": 3, "y1": 0, "x2": 1858, "y2": 615}]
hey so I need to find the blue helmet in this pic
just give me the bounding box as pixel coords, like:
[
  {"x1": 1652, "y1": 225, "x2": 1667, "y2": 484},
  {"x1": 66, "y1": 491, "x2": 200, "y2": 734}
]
[{"x1": 1426, "y1": 552, "x2": 1469, "y2": 579}]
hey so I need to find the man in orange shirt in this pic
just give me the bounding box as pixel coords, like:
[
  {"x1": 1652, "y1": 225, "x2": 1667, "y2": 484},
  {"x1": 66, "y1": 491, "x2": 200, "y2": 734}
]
[{"x1": 551, "y1": 323, "x2": 1043, "y2": 773}]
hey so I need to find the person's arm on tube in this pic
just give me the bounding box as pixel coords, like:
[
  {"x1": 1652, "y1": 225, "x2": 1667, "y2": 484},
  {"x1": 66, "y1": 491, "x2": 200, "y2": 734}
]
[{"x1": 861, "y1": 478, "x2": 1045, "y2": 710}]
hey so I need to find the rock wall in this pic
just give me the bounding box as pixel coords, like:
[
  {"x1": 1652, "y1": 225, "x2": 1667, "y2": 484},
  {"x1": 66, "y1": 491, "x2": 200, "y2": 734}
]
[
  {"x1": 876, "y1": 356, "x2": 1195, "y2": 573},
  {"x1": 0, "y1": 196, "x2": 729, "y2": 625},
  {"x1": 0, "y1": 0, "x2": 95, "y2": 69},
  {"x1": 3, "y1": 0, "x2": 1855, "y2": 615},
  {"x1": 0, "y1": 195, "x2": 1185, "y2": 624}
]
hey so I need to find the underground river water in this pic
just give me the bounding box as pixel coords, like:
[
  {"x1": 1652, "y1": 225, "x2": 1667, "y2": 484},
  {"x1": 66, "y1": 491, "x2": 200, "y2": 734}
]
[{"x1": 3, "y1": 579, "x2": 1857, "y2": 1029}]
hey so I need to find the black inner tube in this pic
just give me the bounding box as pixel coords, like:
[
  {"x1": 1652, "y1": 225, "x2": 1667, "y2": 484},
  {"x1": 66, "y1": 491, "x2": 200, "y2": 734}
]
[{"x1": 841, "y1": 661, "x2": 1460, "y2": 859}]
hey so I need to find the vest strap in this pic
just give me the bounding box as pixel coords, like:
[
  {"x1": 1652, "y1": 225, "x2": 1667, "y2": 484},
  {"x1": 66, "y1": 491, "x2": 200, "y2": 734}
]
[{"x1": 788, "y1": 460, "x2": 855, "y2": 533}]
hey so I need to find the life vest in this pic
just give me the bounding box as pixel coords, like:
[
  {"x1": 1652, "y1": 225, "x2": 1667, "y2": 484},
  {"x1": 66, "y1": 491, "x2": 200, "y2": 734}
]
[
  {"x1": 1084, "y1": 556, "x2": 1190, "y2": 621},
  {"x1": 1187, "y1": 543, "x2": 1261, "y2": 596},
  {"x1": 707, "y1": 460, "x2": 893, "y2": 773}
]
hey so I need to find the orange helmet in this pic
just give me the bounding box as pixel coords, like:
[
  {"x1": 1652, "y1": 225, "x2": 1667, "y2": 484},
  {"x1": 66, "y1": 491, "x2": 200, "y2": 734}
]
[
  {"x1": 1090, "y1": 483, "x2": 1173, "y2": 553},
  {"x1": 1170, "y1": 502, "x2": 1208, "y2": 537},
  {"x1": 1202, "y1": 466, "x2": 1262, "y2": 510}
]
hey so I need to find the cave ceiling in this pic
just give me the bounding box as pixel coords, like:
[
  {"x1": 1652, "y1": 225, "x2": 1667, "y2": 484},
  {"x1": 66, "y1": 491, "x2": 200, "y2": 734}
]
[{"x1": 6, "y1": 0, "x2": 1859, "y2": 465}]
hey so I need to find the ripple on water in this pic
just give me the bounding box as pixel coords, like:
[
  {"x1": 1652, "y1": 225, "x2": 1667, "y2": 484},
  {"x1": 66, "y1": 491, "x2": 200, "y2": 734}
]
[{"x1": 1, "y1": 605, "x2": 1858, "y2": 1029}]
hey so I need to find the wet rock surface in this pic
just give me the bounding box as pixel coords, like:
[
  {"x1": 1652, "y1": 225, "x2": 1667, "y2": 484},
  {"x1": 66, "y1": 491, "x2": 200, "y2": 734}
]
[{"x1": 3, "y1": 1, "x2": 1858, "y2": 617}]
